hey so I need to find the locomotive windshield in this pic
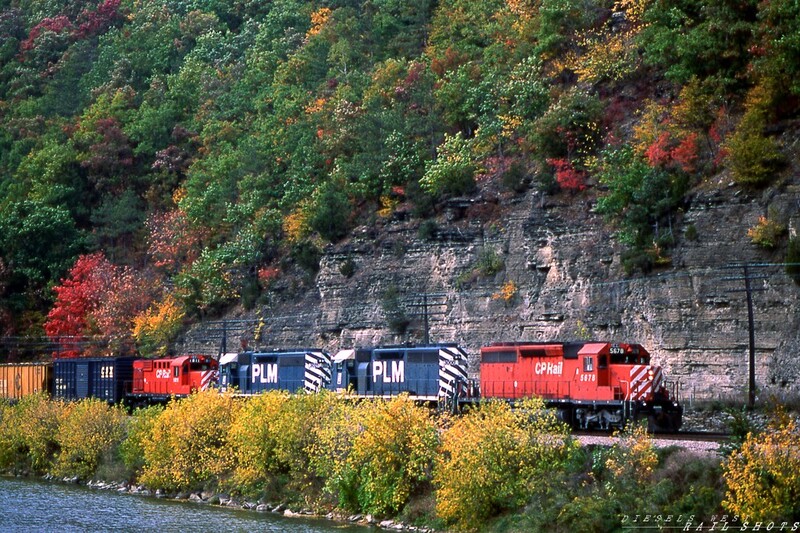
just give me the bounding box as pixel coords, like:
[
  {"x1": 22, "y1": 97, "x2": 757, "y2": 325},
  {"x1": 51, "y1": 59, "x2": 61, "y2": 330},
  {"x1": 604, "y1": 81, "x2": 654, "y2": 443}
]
[{"x1": 610, "y1": 353, "x2": 649, "y2": 365}]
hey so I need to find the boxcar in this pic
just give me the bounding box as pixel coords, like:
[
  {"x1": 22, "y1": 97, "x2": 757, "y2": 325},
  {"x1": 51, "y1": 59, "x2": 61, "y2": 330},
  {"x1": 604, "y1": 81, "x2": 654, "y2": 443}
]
[
  {"x1": 0, "y1": 362, "x2": 52, "y2": 401},
  {"x1": 329, "y1": 344, "x2": 470, "y2": 406},
  {"x1": 53, "y1": 357, "x2": 136, "y2": 403},
  {"x1": 219, "y1": 349, "x2": 331, "y2": 394}
]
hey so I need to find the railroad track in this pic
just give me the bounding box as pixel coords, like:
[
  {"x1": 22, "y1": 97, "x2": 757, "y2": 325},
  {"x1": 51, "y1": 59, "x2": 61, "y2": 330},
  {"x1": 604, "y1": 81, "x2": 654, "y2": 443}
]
[{"x1": 573, "y1": 429, "x2": 730, "y2": 442}]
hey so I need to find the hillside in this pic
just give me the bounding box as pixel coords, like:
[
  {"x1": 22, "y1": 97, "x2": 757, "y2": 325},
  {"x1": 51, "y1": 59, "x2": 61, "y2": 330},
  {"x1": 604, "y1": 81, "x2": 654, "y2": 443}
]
[{"x1": 0, "y1": 0, "x2": 799, "y2": 400}]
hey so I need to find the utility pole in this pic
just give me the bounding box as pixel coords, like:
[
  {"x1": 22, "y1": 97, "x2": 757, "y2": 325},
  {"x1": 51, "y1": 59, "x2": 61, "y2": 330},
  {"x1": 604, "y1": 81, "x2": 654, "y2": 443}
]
[
  {"x1": 722, "y1": 263, "x2": 768, "y2": 408},
  {"x1": 406, "y1": 292, "x2": 448, "y2": 344}
]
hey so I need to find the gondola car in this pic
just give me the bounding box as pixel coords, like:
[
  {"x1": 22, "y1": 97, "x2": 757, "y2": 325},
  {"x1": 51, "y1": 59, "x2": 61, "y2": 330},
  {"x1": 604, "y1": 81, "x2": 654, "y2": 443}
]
[
  {"x1": 130, "y1": 354, "x2": 218, "y2": 402},
  {"x1": 218, "y1": 349, "x2": 331, "y2": 394},
  {"x1": 329, "y1": 344, "x2": 470, "y2": 409},
  {"x1": 479, "y1": 341, "x2": 682, "y2": 431}
]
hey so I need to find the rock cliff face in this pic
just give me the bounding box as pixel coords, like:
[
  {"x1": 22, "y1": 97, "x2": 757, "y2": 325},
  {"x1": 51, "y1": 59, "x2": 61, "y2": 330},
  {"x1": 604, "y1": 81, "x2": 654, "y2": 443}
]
[{"x1": 203, "y1": 173, "x2": 800, "y2": 404}]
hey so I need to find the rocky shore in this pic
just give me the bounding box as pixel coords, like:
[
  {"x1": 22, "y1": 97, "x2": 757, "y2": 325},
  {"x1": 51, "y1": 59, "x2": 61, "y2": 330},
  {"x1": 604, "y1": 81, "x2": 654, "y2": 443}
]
[{"x1": 44, "y1": 475, "x2": 433, "y2": 532}]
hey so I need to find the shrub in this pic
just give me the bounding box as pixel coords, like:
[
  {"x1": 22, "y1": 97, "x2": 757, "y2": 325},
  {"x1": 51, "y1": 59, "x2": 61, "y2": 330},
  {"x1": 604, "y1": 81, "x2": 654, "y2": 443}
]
[
  {"x1": 0, "y1": 394, "x2": 65, "y2": 474},
  {"x1": 723, "y1": 408, "x2": 800, "y2": 521},
  {"x1": 529, "y1": 88, "x2": 604, "y2": 161},
  {"x1": 344, "y1": 396, "x2": 437, "y2": 517},
  {"x1": 747, "y1": 215, "x2": 786, "y2": 249},
  {"x1": 477, "y1": 248, "x2": 504, "y2": 277},
  {"x1": 596, "y1": 145, "x2": 684, "y2": 251},
  {"x1": 132, "y1": 295, "x2": 185, "y2": 357},
  {"x1": 492, "y1": 280, "x2": 518, "y2": 302},
  {"x1": 53, "y1": 398, "x2": 127, "y2": 480},
  {"x1": 381, "y1": 285, "x2": 410, "y2": 334},
  {"x1": 338, "y1": 257, "x2": 356, "y2": 278},
  {"x1": 140, "y1": 390, "x2": 241, "y2": 492},
  {"x1": 725, "y1": 84, "x2": 784, "y2": 187},
  {"x1": 725, "y1": 127, "x2": 783, "y2": 187},
  {"x1": 417, "y1": 220, "x2": 438, "y2": 241},
  {"x1": 309, "y1": 179, "x2": 351, "y2": 242},
  {"x1": 268, "y1": 392, "x2": 340, "y2": 503},
  {"x1": 226, "y1": 391, "x2": 291, "y2": 497},
  {"x1": 308, "y1": 398, "x2": 363, "y2": 510},
  {"x1": 291, "y1": 240, "x2": 321, "y2": 274},
  {"x1": 118, "y1": 404, "x2": 164, "y2": 476},
  {"x1": 547, "y1": 158, "x2": 587, "y2": 192},
  {"x1": 434, "y1": 399, "x2": 572, "y2": 531}
]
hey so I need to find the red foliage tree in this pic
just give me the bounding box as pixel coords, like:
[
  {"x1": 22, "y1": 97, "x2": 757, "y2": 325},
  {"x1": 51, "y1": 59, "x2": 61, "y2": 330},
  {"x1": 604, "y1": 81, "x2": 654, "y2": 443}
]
[
  {"x1": 44, "y1": 253, "x2": 115, "y2": 356},
  {"x1": 547, "y1": 158, "x2": 587, "y2": 192},
  {"x1": 644, "y1": 131, "x2": 672, "y2": 167},
  {"x1": 19, "y1": 16, "x2": 73, "y2": 53},
  {"x1": 93, "y1": 266, "x2": 158, "y2": 344},
  {"x1": 670, "y1": 132, "x2": 699, "y2": 173},
  {"x1": 145, "y1": 209, "x2": 203, "y2": 273},
  {"x1": 74, "y1": 0, "x2": 123, "y2": 40}
]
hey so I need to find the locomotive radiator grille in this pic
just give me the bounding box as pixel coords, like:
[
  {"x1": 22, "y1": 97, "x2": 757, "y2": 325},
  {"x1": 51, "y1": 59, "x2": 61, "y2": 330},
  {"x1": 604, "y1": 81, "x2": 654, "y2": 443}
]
[
  {"x1": 304, "y1": 350, "x2": 333, "y2": 393},
  {"x1": 629, "y1": 365, "x2": 663, "y2": 400},
  {"x1": 438, "y1": 346, "x2": 469, "y2": 399}
]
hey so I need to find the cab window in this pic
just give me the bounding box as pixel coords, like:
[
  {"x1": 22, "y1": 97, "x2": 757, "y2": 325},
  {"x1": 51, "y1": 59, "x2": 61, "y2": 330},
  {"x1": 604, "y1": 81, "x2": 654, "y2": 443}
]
[{"x1": 584, "y1": 357, "x2": 594, "y2": 372}]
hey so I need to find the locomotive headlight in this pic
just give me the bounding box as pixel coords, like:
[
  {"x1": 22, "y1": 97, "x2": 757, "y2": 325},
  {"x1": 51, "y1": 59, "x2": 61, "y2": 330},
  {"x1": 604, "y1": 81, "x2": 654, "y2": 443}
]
[{"x1": 648, "y1": 369, "x2": 654, "y2": 381}]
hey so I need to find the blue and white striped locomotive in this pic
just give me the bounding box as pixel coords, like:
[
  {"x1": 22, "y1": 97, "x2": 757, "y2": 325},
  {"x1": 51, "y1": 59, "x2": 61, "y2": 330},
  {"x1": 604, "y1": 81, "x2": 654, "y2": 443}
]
[{"x1": 218, "y1": 344, "x2": 470, "y2": 408}]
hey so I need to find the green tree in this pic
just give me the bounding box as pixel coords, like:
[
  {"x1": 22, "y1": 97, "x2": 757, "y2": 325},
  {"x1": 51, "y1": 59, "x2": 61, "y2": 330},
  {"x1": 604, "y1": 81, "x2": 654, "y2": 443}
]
[
  {"x1": 0, "y1": 200, "x2": 84, "y2": 295},
  {"x1": 638, "y1": 0, "x2": 758, "y2": 92}
]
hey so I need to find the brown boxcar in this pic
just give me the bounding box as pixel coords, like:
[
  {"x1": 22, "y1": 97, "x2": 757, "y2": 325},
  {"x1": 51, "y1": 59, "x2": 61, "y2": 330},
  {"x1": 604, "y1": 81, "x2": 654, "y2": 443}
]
[{"x1": 0, "y1": 362, "x2": 52, "y2": 401}]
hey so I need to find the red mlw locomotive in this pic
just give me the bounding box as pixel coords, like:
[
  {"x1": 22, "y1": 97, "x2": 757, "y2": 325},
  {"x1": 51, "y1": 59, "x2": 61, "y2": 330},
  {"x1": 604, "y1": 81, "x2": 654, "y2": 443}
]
[
  {"x1": 130, "y1": 354, "x2": 218, "y2": 402},
  {"x1": 480, "y1": 342, "x2": 682, "y2": 431}
]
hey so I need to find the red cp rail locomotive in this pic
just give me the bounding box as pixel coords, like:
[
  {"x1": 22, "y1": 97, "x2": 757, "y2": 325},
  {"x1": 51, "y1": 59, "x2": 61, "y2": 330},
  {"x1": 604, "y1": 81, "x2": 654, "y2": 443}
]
[{"x1": 479, "y1": 341, "x2": 682, "y2": 432}]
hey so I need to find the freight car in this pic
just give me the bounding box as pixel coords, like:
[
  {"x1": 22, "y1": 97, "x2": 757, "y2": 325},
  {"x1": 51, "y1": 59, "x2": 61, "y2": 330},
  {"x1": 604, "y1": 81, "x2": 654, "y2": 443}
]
[
  {"x1": 479, "y1": 341, "x2": 682, "y2": 432},
  {"x1": 0, "y1": 362, "x2": 52, "y2": 401},
  {"x1": 218, "y1": 349, "x2": 331, "y2": 394},
  {"x1": 329, "y1": 344, "x2": 470, "y2": 410},
  {"x1": 53, "y1": 356, "x2": 136, "y2": 403}
]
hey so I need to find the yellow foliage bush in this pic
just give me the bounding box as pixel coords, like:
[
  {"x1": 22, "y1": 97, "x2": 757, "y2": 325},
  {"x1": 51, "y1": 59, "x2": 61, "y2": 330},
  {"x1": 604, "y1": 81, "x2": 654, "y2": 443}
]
[
  {"x1": 747, "y1": 215, "x2": 786, "y2": 249},
  {"x1": 53, "y1": 398, "x2": 127, "y2": 480},
  {"x1": 492, "y1": 280, "x2": 518, "y2": 302},
  {"x1": 347, "y1": 396, "x2": 437, "y2": 516},
  {"x1": 268, "y1": 392, "x2": 340, "y2": 499},
  {"x1": 308, "y1": 399, "x2": 361, "y2": 503},
  {"x1": 307, "y1": 7, "x2": 331, "y2": 37},
  {"x1": 283, "y1": 206, "x2": 311, "y2": 244},
  {"x1": 723, "y1": 411, "x2": 800, "y2": 521},
  {"x1": 140, "y1": 390, "x2": 241, "y2": 492},
  {"x1": 119, "y1": 404, "x2": 164, "y2": 475},
  {"x1": 0, "y1": 393, "x2": 66, "y2": 474},
  {"x1": 226, "y1": 390, "x2": 291, "y2": 495},
  {"x1": 605, "y1": 422, "x2": 658, "y2": 488},
  {"x1": 434, "y1": 398, "x2": 572, "y2": 531}
]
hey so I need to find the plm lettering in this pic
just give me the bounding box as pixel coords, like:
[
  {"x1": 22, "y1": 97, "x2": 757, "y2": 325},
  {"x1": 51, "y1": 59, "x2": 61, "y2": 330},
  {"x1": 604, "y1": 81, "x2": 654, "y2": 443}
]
[{"x1": 373, "y1": 360, "x2": 404, "y2": 383}]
